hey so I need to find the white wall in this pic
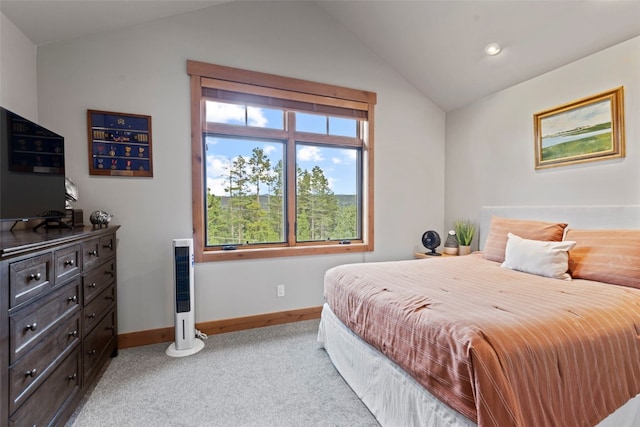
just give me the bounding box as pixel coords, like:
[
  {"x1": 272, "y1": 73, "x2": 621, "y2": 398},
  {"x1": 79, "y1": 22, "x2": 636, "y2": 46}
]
[
  {"x1": 445, "y1": 36, "x2": 640, "y2": 248},
  {"x1": 34, "y1": 2, "x2": 445, "y2": 333},
  {"x1": 0, "y1": 12, "x2": 37, "y2": 120}
]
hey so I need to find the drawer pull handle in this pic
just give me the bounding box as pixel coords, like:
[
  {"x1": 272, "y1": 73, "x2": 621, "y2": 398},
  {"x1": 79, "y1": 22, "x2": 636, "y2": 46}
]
[
  {"x1": 88, "y1": 349, "x2": 97, "y2": 355},
  {"x1": 69, "y1": 330, "x2": 78, "y2": 338},
  {"x1": 88, "y1": 249, "x2": 98, "y2": 257},
  {"x1": 25, "y1": 323, "x2": 37, "y2": 332},
  {"x1": 68, "y1": 295, "x2": 78, "y2": 303},
  {"x1": 29, "y1": 272, "x2": 41, "y2": 281},
  {"x1": 103, "y1": 243, "x2": 113, "y2": 249},
  {"x1": 64, "y1": 259, "x2": 75, "y2": 266},
  {"x1": 88, "y1": 282, "x2": 97, "y2": 289},
  {"x1": 105, "y1": 295, "x2": 115, "y2": 301},
  {"x1": 25, "y1": 369, "x2": 37, "y2": 377},
  {"x1": 106, "y1": 325, "x2": 115, "y2": 331},
  {"x1": 88, "y1": 313, "x2": 96, "y2": 319},
  {"x1": 105, "y1": 270, "x2": 114, "y2": 277},
  {"x1": 67, "y1": 373, "x2": 77, "y2": 381}
]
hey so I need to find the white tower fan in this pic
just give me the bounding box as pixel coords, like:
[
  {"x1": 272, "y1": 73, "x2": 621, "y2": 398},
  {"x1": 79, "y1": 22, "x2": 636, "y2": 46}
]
[{"x1": 166, "y1": 238, "x2": 205, "y2": 357}]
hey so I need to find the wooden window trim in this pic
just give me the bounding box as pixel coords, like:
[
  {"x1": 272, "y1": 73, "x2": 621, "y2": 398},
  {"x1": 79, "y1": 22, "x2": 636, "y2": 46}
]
[
  {"x1": 202, "y1": 78, "x2": 370, "y2": 114},
  {"x1": 188, "y1": 60, "x2": 376, "y2": 262},
  {"x1": 188, "y1": 61, "x2": 376, "y2": 104}
]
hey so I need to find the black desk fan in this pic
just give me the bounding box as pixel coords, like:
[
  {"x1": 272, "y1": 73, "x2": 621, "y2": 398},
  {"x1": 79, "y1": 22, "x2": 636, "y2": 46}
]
[{"x1": 421, "y1": 230, "x2": 441, "y2": 256}]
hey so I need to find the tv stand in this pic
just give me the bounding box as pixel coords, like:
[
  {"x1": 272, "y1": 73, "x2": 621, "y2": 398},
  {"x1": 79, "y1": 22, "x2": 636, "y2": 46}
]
[
  {"x1": 9, "y1": 219, "x2": 28, "y2": 232},
  {"x1": 32, "y1": 217, "x2": 74, "y2": 232}
]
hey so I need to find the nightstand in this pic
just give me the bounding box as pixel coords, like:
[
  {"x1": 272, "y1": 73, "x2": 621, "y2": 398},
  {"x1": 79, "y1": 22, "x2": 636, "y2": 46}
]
[{"x1": 415, "y1": 252, "x2": 454, "y2": 259}]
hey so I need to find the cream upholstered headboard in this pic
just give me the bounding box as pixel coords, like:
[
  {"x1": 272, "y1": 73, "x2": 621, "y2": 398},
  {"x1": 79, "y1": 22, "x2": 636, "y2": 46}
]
[{"x1": 479, "y1": 205, "x2": 640, "y2": 250}]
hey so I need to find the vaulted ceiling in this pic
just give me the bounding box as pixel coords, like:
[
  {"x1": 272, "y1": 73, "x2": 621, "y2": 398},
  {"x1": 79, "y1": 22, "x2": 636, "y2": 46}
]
[{"x1": 2, "y1": 0, "x2": 640, "y2": 112}]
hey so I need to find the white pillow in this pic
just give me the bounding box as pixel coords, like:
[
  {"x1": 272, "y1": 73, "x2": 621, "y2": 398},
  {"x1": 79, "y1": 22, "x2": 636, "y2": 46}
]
[{"x1": 501, "y1": 233, "x2": 576, "y2": 280}]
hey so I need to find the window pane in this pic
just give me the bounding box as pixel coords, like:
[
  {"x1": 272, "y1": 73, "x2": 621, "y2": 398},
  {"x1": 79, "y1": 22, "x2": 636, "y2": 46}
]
[
  {"x1": 296, "y1": 144, "x2": 360, "y2": 242},
  {"x1": 295, "y1": 112, "x2": 327, "y2": 134},
  {"x1": 204, "y1": 135, "x2": 285, "y2": 246},
  {"x1": 247, "y1": 106, "x2": 284, "y2": 129},
  {"x1": 329, "y1": 117, "x2": 357, "y2": 137},
  {"x1": 206, "y1": 101, "x2": 245, "y2": 125}
]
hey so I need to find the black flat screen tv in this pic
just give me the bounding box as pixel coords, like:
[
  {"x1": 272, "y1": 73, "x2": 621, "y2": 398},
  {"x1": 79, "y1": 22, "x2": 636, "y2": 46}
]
[{"x1": 0, "y1": 106, "x2": 66, "y2": 223}]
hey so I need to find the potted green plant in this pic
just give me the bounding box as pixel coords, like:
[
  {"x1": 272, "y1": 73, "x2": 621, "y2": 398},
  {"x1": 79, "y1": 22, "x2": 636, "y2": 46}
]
[{"x1": 453, "y1": 219, "x2": 477, "y2": 255}]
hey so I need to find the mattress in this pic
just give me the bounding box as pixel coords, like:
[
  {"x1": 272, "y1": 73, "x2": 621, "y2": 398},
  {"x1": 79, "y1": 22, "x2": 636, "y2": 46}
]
[
  {"x1": 318, "y1": 302, "x2": 640, "y2": 427},
  {"x1": 322, "y1": 254, "x2": 640, "y2": 426}
]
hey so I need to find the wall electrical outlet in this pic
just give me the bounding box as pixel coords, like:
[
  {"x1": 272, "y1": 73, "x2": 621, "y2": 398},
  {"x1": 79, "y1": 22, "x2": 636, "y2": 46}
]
[{"x1": 277, "y1": 284, "x2": 285, "y2": 297}]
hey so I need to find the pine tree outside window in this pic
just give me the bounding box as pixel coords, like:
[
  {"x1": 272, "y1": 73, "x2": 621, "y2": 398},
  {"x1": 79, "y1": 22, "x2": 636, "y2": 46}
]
[{"x1": 188, "y1": 61, "x2": 376, "y2": 261}]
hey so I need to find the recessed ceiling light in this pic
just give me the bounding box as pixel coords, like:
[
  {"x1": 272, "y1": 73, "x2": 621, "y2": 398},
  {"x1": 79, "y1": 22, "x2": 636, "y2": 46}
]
[{"x1": 485, "y1": 43, "x2": 502, "y2": 56}]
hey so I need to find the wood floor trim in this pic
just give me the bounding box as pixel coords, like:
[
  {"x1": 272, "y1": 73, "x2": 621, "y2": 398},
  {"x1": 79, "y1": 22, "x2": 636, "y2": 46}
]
[{"x1": 118, "y1": 306, "x2": 322, "y2": 349}]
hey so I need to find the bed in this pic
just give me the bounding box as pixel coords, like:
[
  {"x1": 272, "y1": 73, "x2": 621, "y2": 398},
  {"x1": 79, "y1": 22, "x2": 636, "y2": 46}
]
[{"x1": 318, "y1": 205, "x2": 640, "y2": 427}]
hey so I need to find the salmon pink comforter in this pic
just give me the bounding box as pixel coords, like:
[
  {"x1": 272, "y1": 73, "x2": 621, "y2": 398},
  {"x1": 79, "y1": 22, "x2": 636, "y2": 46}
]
[{"x1": 324, "y1": 254, "x2": 640, "y2": 427}]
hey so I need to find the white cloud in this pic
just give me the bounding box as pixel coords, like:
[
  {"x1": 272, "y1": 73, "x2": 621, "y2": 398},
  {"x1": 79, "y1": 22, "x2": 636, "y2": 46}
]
[
  {"x1": 332, "y1": 157, "x2": 342, "y2": 164},
  {"x1": 206, "y1": 154, "x2": 231, "y2": 196},
  {"x1": 247, "y1": 106, "x2": 268, "y2": 127},
  {"x1": 298, "y1": 146, "x2": 323, "y2": 162},
  {"x1": 263, "y1": 144, "x2": 277, "y2": 155},
  {"x1": 206, "y1": 101, "x2": 244, "y2": 124},
  {"x1": 205, "y1": 101, "x2": 269, "y2": 128},
  {"x1": 327, "y1": 176, "x2": 337, "y2": 190}
]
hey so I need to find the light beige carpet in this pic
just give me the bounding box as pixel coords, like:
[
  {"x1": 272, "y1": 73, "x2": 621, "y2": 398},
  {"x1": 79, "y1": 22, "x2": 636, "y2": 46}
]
[{"x1": 67, "y1": 319, "x2": 379, "y2": 427}]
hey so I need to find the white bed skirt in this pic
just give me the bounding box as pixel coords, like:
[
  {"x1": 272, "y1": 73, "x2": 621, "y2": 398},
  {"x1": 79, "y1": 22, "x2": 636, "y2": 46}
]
[{"x1": 317, "y1": 303, "x2": 640, "y2": 427}]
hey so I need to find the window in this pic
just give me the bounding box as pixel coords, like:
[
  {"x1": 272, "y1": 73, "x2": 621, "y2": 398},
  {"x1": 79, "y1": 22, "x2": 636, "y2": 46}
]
[{"x1": 188, "y1": 61, "x2": 376, "y2": 261}]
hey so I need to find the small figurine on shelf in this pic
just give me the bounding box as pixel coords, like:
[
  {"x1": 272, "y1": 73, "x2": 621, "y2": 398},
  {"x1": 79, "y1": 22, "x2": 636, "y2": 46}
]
[
  {"x1": 89, "y1": 210, "x2": 113, "y2": 228},
  {"x1": 443, "y1": 230, "x2": 459, "y2": 255}
]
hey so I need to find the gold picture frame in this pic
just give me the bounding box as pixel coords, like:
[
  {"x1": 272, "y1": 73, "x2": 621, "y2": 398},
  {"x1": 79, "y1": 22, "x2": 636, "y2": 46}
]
[{"x1": 534, "y1": 87, "x2": 625, "y2": 170}]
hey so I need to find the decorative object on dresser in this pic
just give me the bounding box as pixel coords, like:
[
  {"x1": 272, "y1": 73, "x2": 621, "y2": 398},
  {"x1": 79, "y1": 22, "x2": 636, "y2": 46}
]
[
  {"x1": 64, "y1": 178, "x2": 78, "y2": 210},
  {"x1": 65, "y1": 209, "x2": 84, "y2": 228},
  {"x1": 64, "y1": 177, "x2": 84, "y2": 228},
  {"x1": 89, "y1": 210, "x2": 113, "y2": 228},
  {"x1": 0, "y1": 225, "x2": 119, "y2": 426}
]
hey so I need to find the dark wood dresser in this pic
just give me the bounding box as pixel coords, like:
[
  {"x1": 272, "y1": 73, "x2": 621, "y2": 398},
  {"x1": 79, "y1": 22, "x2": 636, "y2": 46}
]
[{"x1": 0, "y1": 225, "x2": 119, "y2": 426}]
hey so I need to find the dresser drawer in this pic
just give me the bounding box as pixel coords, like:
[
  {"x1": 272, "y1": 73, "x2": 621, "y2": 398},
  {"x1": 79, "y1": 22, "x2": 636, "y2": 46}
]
[
  {"x1": 9, "y1": 279, "x2": 81, "y2": 364},
  {"x1": 54, "y1": 243, "x2": 81, "y2": 285},
  {"x1": 84, "y1": 309, "x2": 116, "y2": 381},
  {"x1": 9, "y1": 348, "x2": 80, "y2": 427},
  {"x1": 9, "y1": 313, "x2": 80, "y2": 414},
  {"x1": 83, "y1": 259, "x2": 116, "y2": 305},
  {"x1": 9, "y1": 252, "x2": 53, "y2": 310},
  {"x1": 100, "y1": 233, "x2": 116, "y2": 258},
  {"x1": 84, "y1": 284, "x2": 116, "y2": 334}
]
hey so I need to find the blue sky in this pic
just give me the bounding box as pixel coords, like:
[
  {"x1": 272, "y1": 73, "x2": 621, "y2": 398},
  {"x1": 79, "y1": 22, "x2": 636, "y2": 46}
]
[{"x1": 204, "y1": 102, "x2": 359, "y2": 196}]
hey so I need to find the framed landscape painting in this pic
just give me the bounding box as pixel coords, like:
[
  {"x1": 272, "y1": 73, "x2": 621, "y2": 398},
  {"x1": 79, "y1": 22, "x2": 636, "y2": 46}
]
[{"x1": 534, "y1": 87, "x2": 625, "y2": 170}]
